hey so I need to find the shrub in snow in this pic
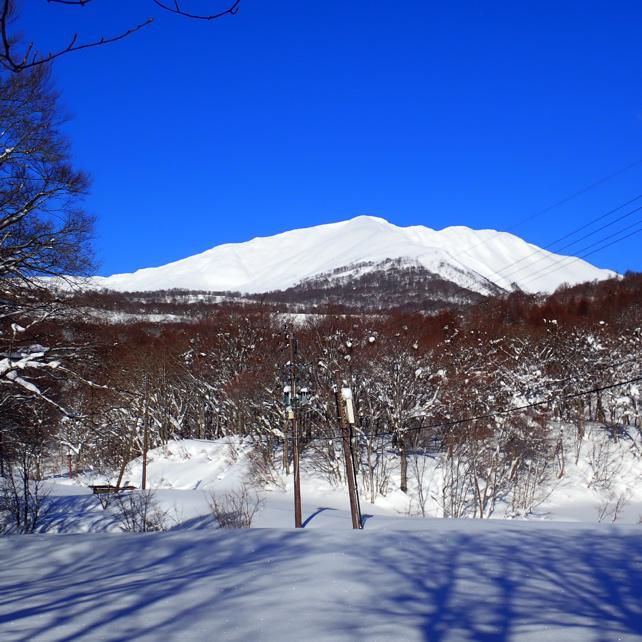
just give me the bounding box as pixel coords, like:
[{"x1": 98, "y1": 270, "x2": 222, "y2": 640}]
[
  {"x1": 208, "y1": 484, "x2": 264, "y2": 529},
  {"x1": 597, "y1": 491, "x2": 629, "y2": 523},
  {"x1": 248, "y1": 445, "x2": 287, "y2": 490},
  {"x1": 0, "y1": 469, "x2": 49, "y2": 535},
  {"x1": 0, "y1": 435, "x2": 50, "y2": 535},
  {"x1": 112, "y1": 490, "x2": 169, "y2": 533}
]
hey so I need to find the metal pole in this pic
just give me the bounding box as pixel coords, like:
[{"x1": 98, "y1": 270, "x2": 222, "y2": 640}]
[
  {"x1": 334, "y1": 370, "x2": 362, "y2": 529},
  {"x1": 289, "y1": 330, "x2": 302, "y2": 528}
]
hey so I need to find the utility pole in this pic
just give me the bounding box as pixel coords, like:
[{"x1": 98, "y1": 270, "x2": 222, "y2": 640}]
[
  {"x1": 141, "y1": 375, "x2": 149, "y2": 490},
  {"x1": 288, "y1": 329, "x2": 302, "y2": 528},
  {"x1": 334, "y1": 370, "x2": 362, "y2": 529}
]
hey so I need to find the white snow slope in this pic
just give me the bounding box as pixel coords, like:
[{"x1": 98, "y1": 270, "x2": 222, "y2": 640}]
[{"x1": 91, "y1": 216, "x2": 616, "y2": 295}]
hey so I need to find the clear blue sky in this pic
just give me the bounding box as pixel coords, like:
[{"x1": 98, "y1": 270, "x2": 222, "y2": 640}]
[{"x1": 20, "y1": 0, "x2": 642, "y2": 276}]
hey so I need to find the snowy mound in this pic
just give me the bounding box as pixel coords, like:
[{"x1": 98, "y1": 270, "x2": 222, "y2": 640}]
[
  {"x1": 121, "y1": 438, "x2": 250, "y2": 491},
  {"x1": 91, "y1": 216, "x2": 615, "y2": 295}
]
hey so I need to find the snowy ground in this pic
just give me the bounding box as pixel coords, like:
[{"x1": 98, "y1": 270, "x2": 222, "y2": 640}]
[
  {"x1": 2, "y1": 437, "x2": 641, "y2": 641},
  {"x1": 40, "y1": 429, "x2": 642, "y2": 535},
  {"x1": 1, "y1": 522, "x2": 641, "y2": 641}
]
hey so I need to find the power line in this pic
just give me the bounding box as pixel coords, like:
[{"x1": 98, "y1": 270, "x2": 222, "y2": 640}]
[
  {"x1": 518, "y1": 219, "x2": 642, "y2": 289},
  {"x1": 582, "y1": 226, "x2": 642, "y2": 261},
  {"x1": 535, "y1": 195, "x2": 642, "y2": 253},
  {"x1": 509, "y1": 158, "x2": 642, "y2": 232},
  {"x1": 426, "y1": 192, "x2": 640, "y2": 306},
  {"x1": 493, "y1": 198, "x2": 642, "y2": 284},
  {"x1": 448, "y1": 159, "x2": 642, "y2": 271},
  {"x1": 249, "y1": 365, "x2": 642, "y2": 446}
]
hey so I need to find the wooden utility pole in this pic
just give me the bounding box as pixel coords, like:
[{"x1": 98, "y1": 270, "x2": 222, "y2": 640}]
[
  {"x1": 289, "y1": 330, "x2": 302, "y2": 528},
  {"x1": 334, "y1": 371, "x2": 362, "y2": 529},
  {"x1": 141, "y1": 376, "x2": 150, "y2": 490}
]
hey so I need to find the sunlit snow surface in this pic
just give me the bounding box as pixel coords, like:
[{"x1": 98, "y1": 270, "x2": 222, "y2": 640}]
[
  {"x1": 90, "y1": 216, "x2": 615, "y2": 295},
  {"x1": 2, "y1": 437, "x2": 641, "y2": 641},
  {"x1": 1, "y1": 523, "x2": 641, "y2": 641}
]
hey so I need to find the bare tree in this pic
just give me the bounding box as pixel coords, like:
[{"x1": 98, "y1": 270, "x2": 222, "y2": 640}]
[
  {"x1": 0, "y1": 400, "x2": 54, "y2": 534},
  {"x1": 0, "y1": 65, "x2": 92, "y2": 287},
  {"x1": 0, "y1": 0, "x2": 240, "y2": 73},
  {"x1": 368, "y1": 345, "x2": 441, "y2": 493},
  {"x1": 0, "y1": 59, "x2": 94, "y2": 416}
]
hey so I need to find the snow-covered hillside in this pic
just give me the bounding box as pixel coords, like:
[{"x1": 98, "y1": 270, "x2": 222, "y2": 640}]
[
  {"x1": 92, "y1": 216, "x2": 615, "y2": 295},
  {"x1": 3, "y1": 436, "x2": 642, "y2": 642},
  {"x1": 36, "y1": 425, "x2": 642, "y2": 537}
]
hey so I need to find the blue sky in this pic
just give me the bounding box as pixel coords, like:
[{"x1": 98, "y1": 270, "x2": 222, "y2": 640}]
[{"x1": 20, "y1": 1, "x2": 642, "y2": 276}]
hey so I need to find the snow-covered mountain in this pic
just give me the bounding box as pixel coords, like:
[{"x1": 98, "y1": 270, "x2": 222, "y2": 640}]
[{"x1": 92, "y1": 216, "x2": 615, "y2": 295}]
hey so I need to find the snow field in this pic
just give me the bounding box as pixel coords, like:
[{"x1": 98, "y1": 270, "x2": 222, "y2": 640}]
[
  {"x1": 42, "y1": 424, "x2": 642, "y2": 535},
  {"x1": 1, "y1": 522, "x2": 641, "y2": 641},
  {"x1": 3, "y1": 433, "x2": 642, "y2": 641}
]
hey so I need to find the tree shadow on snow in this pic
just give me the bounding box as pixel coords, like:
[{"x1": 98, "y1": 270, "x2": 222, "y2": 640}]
[
  {"x1": 0, "y1": 530, "x2": 313, "y2": 642},
  {"x1": 302, "y1": 506, "x2": 336, "y2": 528},
  {"x1": 326, "y1": 527, "x2": 642, "y2": 642},
  {"x1": 0, "y1": 525, "x2": 641, "y2": 641}
]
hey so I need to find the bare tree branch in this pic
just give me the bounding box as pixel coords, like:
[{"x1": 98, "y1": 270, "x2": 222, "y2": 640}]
[
  {"x1": 151, "y1": 0, "x2": 240, "y2": 21},
  {"x1": 0, "y1": 0, "x2": 240, "y2": 73},
  {"x1": 0, "y1": 4, "x2": 154, "y2": 73},
  {"x1": 47, "y1": 1, "x2": 95, "y2": 5}
]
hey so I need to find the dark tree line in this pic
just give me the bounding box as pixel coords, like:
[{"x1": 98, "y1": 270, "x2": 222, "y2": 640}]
[
  {"x1": 3, "y1": 272, "x2": 638, "y2": 525},
  {"x1": 0, "y1": 0, "x2": 242, "y2": 531}
]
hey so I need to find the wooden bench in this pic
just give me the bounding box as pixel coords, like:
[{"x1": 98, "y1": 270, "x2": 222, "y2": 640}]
[
  {"x1": 89, "y1": 484, "x2": 137, "y2": 494},
  {"x1": 89, "y1": 484, "x2": 137, "y2": 508}
]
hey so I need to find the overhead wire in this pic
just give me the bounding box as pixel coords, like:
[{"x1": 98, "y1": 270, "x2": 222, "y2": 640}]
[
  {"x1": 247, "y1": 370, "x2": 642, "y2": 446},
  {"x1": 491, "y1": 198, "x2": 642, "y2": 284},
  {"x1": 444, "y1": 158, "x2": 642, "y2": 270},
  {"x1": 505, "y1": 157, "x2": 642, "y2": 232},
  {"x1": 517, "y1": 218, "x2": 642, "y2": 289},
  {"x1": 425, "y1": 159, "x2": 642, "y2": 299}
]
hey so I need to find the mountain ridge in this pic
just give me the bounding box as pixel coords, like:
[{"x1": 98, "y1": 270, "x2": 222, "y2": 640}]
[{"x1": 91, "y1": 215, "x2": 616, "y2": 295}]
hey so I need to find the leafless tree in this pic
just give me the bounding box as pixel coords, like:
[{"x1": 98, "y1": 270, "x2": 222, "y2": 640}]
[
  {"x1": 0, "y1": 66, "x2": 92, "y2": 286},
  {"x1": 587, "y1": 426, "x2": 623, "y2": 492},
  {"x1": 1, "y1": 0, "x2": 240, "y2": 73},
  {"x1": 0, "y1": 400, "x2": 53, "y2": 534},
  {"x1": 597, "y1": 491, "x2": 629, "y2": 524},
  {"x1": 0, "y1": 60, "x2": 95, "y2": 420}
]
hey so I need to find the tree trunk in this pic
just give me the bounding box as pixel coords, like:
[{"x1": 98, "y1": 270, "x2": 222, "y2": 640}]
[{"x1": 399, "y1": 436, "x2": 408, "y2": 493}]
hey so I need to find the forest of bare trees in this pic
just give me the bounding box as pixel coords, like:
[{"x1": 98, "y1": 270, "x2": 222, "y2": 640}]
[
  {"x1": 0, "y1": 0, "x2": 244, "y2": 531},
  {"x1": 1, "y1": 0, "x2": 641, "y2": 531},
  {"x1": 3, "y1": 270, "x2": 641, "y2": 530}
]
